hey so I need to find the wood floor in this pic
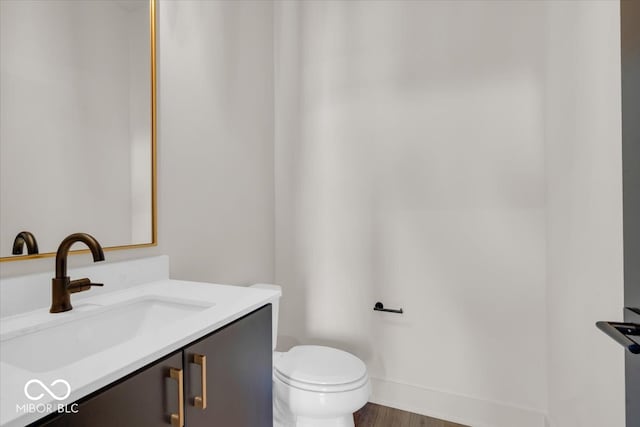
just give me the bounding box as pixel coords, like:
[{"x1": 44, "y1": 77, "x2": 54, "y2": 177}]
[{"x1": 354, "y1": 403, "x2": 468, "y2": 427}]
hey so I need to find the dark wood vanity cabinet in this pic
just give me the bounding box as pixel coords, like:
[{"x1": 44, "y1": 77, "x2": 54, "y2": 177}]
[
  {"x1": 39, "y1": 352, "x2": 183, "y2": 427},
  {"x1": 36, "y1": 305, "x2": 272, "y2": 427},
  {"x1": 184, "y1": 303, "x2": 272, "y2": 427}
]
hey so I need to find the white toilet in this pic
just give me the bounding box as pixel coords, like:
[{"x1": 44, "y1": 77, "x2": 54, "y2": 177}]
[{"x1": 252, "y1": 284, "x2": 371, "y2": 427}]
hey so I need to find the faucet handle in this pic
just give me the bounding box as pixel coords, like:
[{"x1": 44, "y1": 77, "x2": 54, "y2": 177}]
[{"x1": 68, "y1": 278, "x2": 104, "y2": 294}]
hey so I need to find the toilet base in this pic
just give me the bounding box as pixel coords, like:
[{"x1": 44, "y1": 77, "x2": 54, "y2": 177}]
[
  {"x1": 274, "y1": 414, "x2": 354, "y2": 427},
  {"x1": 273, "y1": 383, "x2": 359, "y2": 427},
  {"x1": 273, "y1": 380, "x2": 369, "y2": 427},
  {"x1": 296, "y1": 415, "x2": 355, "y2": 427}
]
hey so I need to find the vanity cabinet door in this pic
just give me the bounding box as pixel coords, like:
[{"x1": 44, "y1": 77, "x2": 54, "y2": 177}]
[
  {"x1": 184, "y1": 304, "x2": 272, "y2": 427},
  {"x1": 36, "y1": 352, "x2": 184, "y2": 427}
]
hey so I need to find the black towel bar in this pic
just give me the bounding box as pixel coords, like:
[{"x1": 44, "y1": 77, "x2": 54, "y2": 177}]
[{"x1": 374, "y1": 302, "x2": 403, "y2": 314}]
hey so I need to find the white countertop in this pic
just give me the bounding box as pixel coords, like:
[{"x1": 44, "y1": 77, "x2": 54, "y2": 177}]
[{"x1": 0, "y1": 279, "x2": 280, "y2": 427}]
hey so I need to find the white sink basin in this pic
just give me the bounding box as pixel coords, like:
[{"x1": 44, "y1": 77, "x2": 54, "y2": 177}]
[{"x1": 0, "y1": 297, "x2": 212, "y2": 372}]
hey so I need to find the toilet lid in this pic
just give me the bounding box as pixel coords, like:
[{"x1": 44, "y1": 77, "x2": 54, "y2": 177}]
[{"x1": 274, "y1": 345, "x2": 367, "y2": 389}]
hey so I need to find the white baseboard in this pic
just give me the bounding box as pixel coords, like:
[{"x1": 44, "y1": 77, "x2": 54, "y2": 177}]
[{"x1": 369, "y1": 377, "x2": 547, "y2": 427}]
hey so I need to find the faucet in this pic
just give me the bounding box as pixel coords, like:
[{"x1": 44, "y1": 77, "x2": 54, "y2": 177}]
[
  {"x1": 50, "y1": 233, "x2": 105, "y2": 313},
  {"x1": 12, "y1": 231, "x2": 39, "y2": 255}
]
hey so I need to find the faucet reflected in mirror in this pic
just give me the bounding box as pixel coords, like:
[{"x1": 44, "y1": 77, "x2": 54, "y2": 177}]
[
  {"x1": 50, "y1": 233, "x2": 105, "y2": 313},
  {"x1": 11, "y1": 231, "x2": 39, "y2": 255}
]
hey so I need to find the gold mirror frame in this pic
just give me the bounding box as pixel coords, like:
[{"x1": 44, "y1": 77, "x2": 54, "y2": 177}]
[{"x1": 0, "y1": 0, "x2": 157, "y2": 263}]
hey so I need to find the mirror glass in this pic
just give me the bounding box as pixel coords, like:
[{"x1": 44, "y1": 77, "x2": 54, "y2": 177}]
[{"x1": 0, "y1": 0, "x2": 155, "y2": 259}]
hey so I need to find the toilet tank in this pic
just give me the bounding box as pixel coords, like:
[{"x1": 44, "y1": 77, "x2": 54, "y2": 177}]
[{"x1": 250, "y1": 284, "x2": 281, "y2": 350}]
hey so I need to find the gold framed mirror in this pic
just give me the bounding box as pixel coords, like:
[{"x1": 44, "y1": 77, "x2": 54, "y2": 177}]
[{"x1": 0, "y1": 0, "x2": 157, "y2": 262}]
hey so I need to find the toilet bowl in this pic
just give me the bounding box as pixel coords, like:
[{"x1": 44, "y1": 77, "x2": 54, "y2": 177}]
[
  {"x1": 251, "y1": 284, "x2": 371, "y2": 427},
  {"x1": 273, "y1": 345, "x2": 371, "y2": 427}
]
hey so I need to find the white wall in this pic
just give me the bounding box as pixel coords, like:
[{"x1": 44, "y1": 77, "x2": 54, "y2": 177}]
[
  {"x1": 544, "y1": 2, "x2": 626, "y2": 427},
  {"x1": 0, "y1": 0, "x2": 275, "y2": 286},
  {"x1": 157, "y1": 0, "x2": 274, "y2": 283},
  {"x1": 274, "y1": 2, "x2": 548, "y2": 426}
]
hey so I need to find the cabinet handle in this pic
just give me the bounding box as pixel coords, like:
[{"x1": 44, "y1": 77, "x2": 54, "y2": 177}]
[
  {"x1": 169, "y1": 368, "x2": 184, "y2": 427},
  {"x1": 193, "y1": 354, "x2": 207, "y2": 409}
]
